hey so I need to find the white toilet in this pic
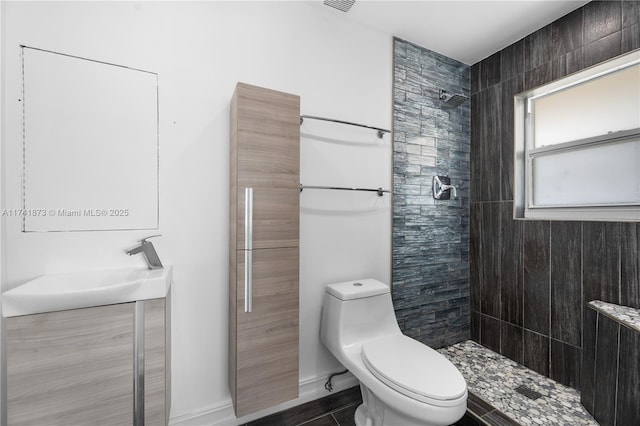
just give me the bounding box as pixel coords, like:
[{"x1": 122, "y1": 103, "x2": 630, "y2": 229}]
[{"x1": 320, "y1": 279, "x2": 467, "y2": 426}]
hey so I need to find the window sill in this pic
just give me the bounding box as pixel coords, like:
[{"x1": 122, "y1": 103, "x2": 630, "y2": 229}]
[{"x1": 517, "y1": 206, "x2": 640, "y2": 222}]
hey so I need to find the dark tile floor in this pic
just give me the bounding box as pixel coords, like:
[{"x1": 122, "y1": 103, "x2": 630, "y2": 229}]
[
  {"x1": 244, "y1": 387, "x2": 361, "y2": 426},
  {"x1": 244, "y1": 339, "x2": 602, "y2": 425},
  {"x1": 244, "y1": 386, "x2": 510, "y2": 426}
]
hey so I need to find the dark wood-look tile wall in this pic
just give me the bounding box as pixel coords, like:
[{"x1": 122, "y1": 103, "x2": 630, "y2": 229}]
[
  {"x1": 480, "y1": 203, "x2": 500, "y2": 318},
  {"x1": 499, "y1": 203, "x2": 523, "y2": 327},
  {"x1": 500, "y1": 322, "x2": 523, "y2": 364},
  {"x1": 523, "y1": 329, "x2": 549, "y2": 377},
  {"x1": 583, "y1": 222, "x2": 621, "y2": 305},
  {"x1": 481, "y1": 86, "x2": 501, "y2": 202},
  {"x1": 580, "y1": 308, "x2": 598, "y2": 414},
  {"x1": 583, "y1": 0, "x2": 622, "y2": 44},
  {"x1": 499, "y1": 75, "x2": 524, "y2": 201},
  {"x1": 470, "y1": 203, "x2": 482, "y2": 314},
  {"x1": 620, "y1": 223, "x2": 640, "y2": 308},
  {"x1": 583, "y1": 31, "x2": 622, "y2": 67},
  {"x1": 523, "y1": 221, "x2": 550, "y2": 336},
  {"x1": 470, "y1": 0, "x2": 640, "y2": 391},
  {"x1": 550, "y1": 221, "x2": 582, "y2": 348},
  {"x1": 480, "y1": 314, "x2": 501, "y2": 353},
  {"x1": 581, "y1": 308, "x2": 640, "y2": 426},
  {"x1": 549, "y1": 339, "x2": 581, "y2": 389},
  {"x1": 621, "y1": 21, "x2": 640, "y2": 51},
  {"x1": 616, "y1": 326, "x2": 640, "y2": 425},
  {"x1": 594, "y1": 316, "x2": 621, "y2": 426},
  {"x1": 551, "y1": 8, "x2": 583, "y2": 55}
]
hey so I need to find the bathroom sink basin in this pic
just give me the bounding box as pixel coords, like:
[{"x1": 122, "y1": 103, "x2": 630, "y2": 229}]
[{"x1": 2, "y1": 266, "x2": 172, "y2": 317}]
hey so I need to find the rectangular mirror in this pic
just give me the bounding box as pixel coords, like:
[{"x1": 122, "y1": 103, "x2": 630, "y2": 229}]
[{"x1": 21, "y1": 46, "x2": 159, "y2": 232}]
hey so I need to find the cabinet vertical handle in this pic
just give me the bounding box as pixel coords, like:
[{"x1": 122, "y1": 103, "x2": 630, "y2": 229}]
[{"x1": 244, "y1": 188, "x2": 253, "y2": 313}]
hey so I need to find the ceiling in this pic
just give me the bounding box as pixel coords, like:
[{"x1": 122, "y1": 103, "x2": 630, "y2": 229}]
[{"x1": 311, "y1": 0, "x2": 591, "y2": 65}]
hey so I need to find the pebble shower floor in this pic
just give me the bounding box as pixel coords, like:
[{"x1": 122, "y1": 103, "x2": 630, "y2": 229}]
[{"x1": 438, "y1": 340, "x2": 597, "y2": 425}]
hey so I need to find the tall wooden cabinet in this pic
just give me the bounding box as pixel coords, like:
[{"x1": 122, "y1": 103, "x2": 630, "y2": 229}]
[{"x1": 229, "y1": 83, "x2": 300, "y2": 417}]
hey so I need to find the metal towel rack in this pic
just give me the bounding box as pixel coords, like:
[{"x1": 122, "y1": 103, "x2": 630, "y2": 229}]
[
  {"x1": 299, "y1": 115, "x2": 391, "y2": 196},
  {"x1": 300, "y1": 114, "x2": 390, "y2": 139},
  {"x1": 299, "y1": 184, "x2": 391, "y2": 196}
]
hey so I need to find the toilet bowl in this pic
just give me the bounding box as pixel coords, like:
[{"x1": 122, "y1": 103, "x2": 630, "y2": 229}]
[{"x1": 320, "y1": 279, "x2": 467, "y2": 426}]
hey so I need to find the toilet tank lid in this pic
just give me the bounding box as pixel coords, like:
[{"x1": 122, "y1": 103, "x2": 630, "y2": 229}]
[{"x1": 326, "y1": 279, "x2": 390, "y2": 301}]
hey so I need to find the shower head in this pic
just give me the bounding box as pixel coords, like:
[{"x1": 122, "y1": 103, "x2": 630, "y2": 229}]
[
  {"x1": 324, "y1": 0, "x2": 356, "y2": 12},
  {"x1": 439, "y1": 89, "x2": 468, "y2": 109}
]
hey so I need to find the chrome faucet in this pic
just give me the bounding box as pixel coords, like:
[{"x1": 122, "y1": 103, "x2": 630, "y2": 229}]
[{"x1": 126, "y1": 235, "x2": 163, "y2": 269}]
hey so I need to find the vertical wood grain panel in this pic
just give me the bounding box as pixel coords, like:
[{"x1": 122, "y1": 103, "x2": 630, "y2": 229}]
[
  {"x1": 145, "y1": 298, "x2": 167, "y2": 425},
  {"x1": 233, "y1": 83, "x2": 300, "y2": 250},
  {"x1": 469, "y1": 202, "x2": 482, "y2": 313},
  {"x1": 583, "y1": 222, "x2": 621, "y2": 306},
  {"x1": 523, "y1": 329, "x2": 549, "y2": 377},
  {"x1": 480, "y1": 314, "x2": 500, "y2": 353},
  {"x1": 500, "y1": 322, "x2": 524, "y2": 364},
  {"x1": 524, "y1": 26, "x2": 552, "y2": 71},
  {"x1": 622, "y1": 23, "x2": 640, "y2": 52},
  {"x1": 523, "y1": 221, "x2": 550, "y2": 335},
  {"x1": 550, "y1": 339, "x2": 581, "y2": 389},
  {"x1": 236, "y1": 247, "x2": 299, "y2": 416},
  {"x1": 551, "y1": 8, "x2": 584, "y2": 56},
  {"x1": 550, "y1": 221, "x2": 582, "y2": 347},
  {"x1": 500, "y1": 202, "x2": 523, "y2": 326},
  {"x1": 583, "y1": 0, "x2": 622, "y2": 44},
  {"x1": 481, "y1": 85, "x2": 501, "y2": 201},
  {"x1": 580, "y1": 308, "x2": 597, "y2": 414},
  {"x1": 165, "y1": 291, "x2": 172, "y2": 423},
  {"x1": 236, "y1": 187, "x2": 299, "y2": 250},
  {"x1": 230, "y1": 86, "x2": 238, "y2": 255},
  {"x1": 229, "y1": 83, "x2": 300, "y2": 417},
  {"x1": 593, "y1": 315, "x2": 619, "y2": 426},
  {"x1": 480, "y1": 52, "x2": 501, "y2": 89},
  {"x1": 236, "y1": 83, "x2": 300, "y2": 191},
  {"x1": 480, "y1": 202, "x2": 500, "y2": 318},
  {"x1": 229, "y1": 87, "x2": 239, "y2": 409},
  {"x1": 583, "y1": 31, "x2": 623, "y2": 68},
  {"x1": 620, "y1": 222, "x2": 639, "y2": 308},
  {"x1": 470, "y1": 310, "x2": 480, "y2": 343},
  {"x1": 616, "y1": 326, "x2": 640, "y2": 424},
  {"x1": 7, "y1": 304, "x2": 134, "y2": 426},
  {"x1": 470, "y1": 93, "x2": 482, "y2": 203},
  {"x1": 500, "y1": 40, "x2": 525, "y2": 79},
  {"x1": 499, "y1": 76, "x2": 523, "y2": 201},
  {"x1": 229, "y1": 247, "x2": 238, "y2": 409}
]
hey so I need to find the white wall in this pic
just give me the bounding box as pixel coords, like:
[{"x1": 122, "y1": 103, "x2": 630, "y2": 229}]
[{"x1": 1, "y1": 2, "x2": 392, "y2": 424}]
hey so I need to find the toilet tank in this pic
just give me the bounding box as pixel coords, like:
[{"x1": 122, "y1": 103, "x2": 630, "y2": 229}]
[{"x1": 320, "y1": 279, "x2": 401, "y2": 354}]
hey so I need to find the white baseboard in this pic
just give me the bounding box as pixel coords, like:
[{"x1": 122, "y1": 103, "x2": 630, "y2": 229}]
[{"x1": 169, "y1": 373, "x2": 359, "y2": 426}]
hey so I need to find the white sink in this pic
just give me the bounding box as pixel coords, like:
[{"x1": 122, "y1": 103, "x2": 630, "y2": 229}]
[{"x1": 2, "y1": 266, "x2": 173, "y2": 317}]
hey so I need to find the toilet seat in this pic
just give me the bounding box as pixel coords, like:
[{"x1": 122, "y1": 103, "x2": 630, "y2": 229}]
[{"x1": 361, "y1": 334, "x2": 467, "y2": 407}]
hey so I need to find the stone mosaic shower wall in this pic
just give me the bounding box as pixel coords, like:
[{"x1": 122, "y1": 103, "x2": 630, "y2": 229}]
[{"x1": 392, "y1": 38, "x2": 471, "y2": 348}]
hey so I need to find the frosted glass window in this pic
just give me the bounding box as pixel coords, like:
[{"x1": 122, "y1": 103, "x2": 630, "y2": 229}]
[
  {"x1": 513, "y1": 49, "x2": 640, "y2": 221},
  {"x1": 531, "y1": 139, "x2": 640, "y2": 206},
  {"x1": 533, "y1": 64, "x2": 640, "y2": 148}
]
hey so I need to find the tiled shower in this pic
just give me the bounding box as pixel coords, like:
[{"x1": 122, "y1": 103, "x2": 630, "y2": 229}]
[
  {"x1": 392, "y1": 1, "x2": 640, "y2": 425},
  {"x1": 392, "y1": 38, "x2": 471, "y2": 349},
  {"x1": 469, "y1": 0, "x2": 640, "y2": 389}
]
